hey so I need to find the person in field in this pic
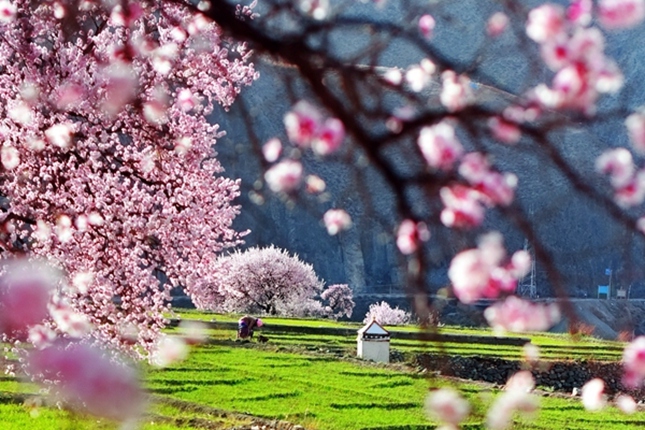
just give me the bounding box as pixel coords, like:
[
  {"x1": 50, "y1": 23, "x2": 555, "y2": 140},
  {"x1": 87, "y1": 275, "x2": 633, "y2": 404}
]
[{"x1": 237, "y1": 315, "x2": 263, "y2": 340}]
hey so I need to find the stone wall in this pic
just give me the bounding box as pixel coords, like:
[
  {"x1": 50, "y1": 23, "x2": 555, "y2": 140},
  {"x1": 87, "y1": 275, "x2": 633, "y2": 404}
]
[{"x1": 414, "y1": 354, "x2": 645, "y2": 400}]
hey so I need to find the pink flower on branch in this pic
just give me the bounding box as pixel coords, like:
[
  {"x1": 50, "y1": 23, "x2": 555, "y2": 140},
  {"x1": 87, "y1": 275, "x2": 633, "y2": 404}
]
[
  {"x1": 417, "y1": 121, "x2": 464, "y2": 171},
  {"x1": 264, "y1": 159, "x2": 303, "y2": 193},
  {"x1": 396, "y1": 219, "x2": 430, "y2": 255},
  {"x1": 323, "y1": 209, "x2": 352, "y2": 235},
  {"x1": 526, "y1": 4, "x2": 566, "y2": 44},
  {"x1": 448, "y1": 233, "x2": 530, "y2": 304}
]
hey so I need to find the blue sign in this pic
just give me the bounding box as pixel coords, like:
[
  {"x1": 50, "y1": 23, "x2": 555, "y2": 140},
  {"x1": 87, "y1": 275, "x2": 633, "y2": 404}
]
[{"x1": 605, "y1": 268, "x2": 612, "y2": 276}]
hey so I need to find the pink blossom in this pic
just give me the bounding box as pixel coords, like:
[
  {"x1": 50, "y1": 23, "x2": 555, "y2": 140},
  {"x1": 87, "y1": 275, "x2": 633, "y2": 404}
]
[
  {"x1": 101, "y1": 62, "x2": 138, "y2": 116},
  {"x1": 523, "y1": 343, "x2": 540, "y2": 363},
  {"x1": 581, "y1": 378, "x2": 606, "y2": 411},
  {"x1": 45, "y1": 123, "x2": 73, "y2": 148},
  {"x1": 448, "y1": 233, "x2": 526, "y2": 304},
  {"x1": 417, "y1": 121, "x2": 464, "y2": 171},
  {"x1": 568, "y1": 0, "x2": 593, "y2": 26},
  {"x1": 614, "y1": 170, "x2": 645, "y2": 207},
  {"x1": 363, "y1": 301, "x2": 410, "y2": 325},
  {"x1": 263, "y1": 138, "x2": 283, "y2": 163},
  {"x1": 0, "y1": 0, "x2": 16, "y2": 23},
  {"x1": 487, "y1": 12, "x2": 509, "y2": 37},
  {"x1": 48, "y1": 299, "x2": 93, "y2": 338},
  {"x1": 595, "y1": 148, "x2": 635, "y2": 188},
  {"x1": 0, "y1": 261, "x2": 58, "y2": 341},
  {"x1": 487, "y1": 372, "x2": 538, "y2": 430},
  {"x1": 56, "y1": 83, "x2": 85, "y2": 110},
  {"x1": 526, "y1": 4, "x2": 566, "y2": 43},
  {"x1": 8, "y1": 101, "x2": 33, "y2": 125},
  {"x1": 439, "y1": 185, "x2": 485, "y2": 229},
  {"x1": 625, "y1": 111, "x2": 645, "y2": 153},
  {"x1": 151, "y1": 336, "x2": 189, "y2": 367},
  {"x1": 616, "y1": 394, "x2": 637, "y2": 414},
  {"x1": 1, "y1": 145, "x2": 19, "y2": 170},
  {"x1": 200, "y1": 246, "x2": 324, "y2": 317},
  {"x1": 298, "y1": 0, "x2": 330, "y2": 20},
  {"x1": 264, "y1": 160, "x2": 303, "y2": 193},
  {"x1": 312, "y1": 118, "x2": 345, "y2": 156},
  {"x1": 418, "y1": 14, "x2": 435, "y2": 39},
  {"x1": 284, "y1": 101, "x2": 323, "y2": 147},
  {"x1": 305, "y1": 175, "x2": 326, "y2": 193},
  {"x1": 440, "y1": 70, "x2": 473, "y2": 112},
  {"x1": 178, "y1": 320, "x2": 209, "y2": 345},
  {"x1": 488, "y1": 116, "x2": 521, "y2": 144},
  {"x1": 484, "y1": 296, "x2": 561, "y2": 333},
  {"x1": 396, "y1": 219, "x2": 429, "y2": 255},
  {"x1": 623, "y1": 336, "x2": 645, "y2": 386},
  {"x1": 598, "y1": 0, "x2": 645, "y2": 30},
  {"x1": 405, "y1": 59, "x2": 435, "y2": 92},
  {"x1": 174, "y1": 137, "x2": 193, "y2": 156},
  {"x1": 176, "y1": 88, "x2": 197, "y2": 112},
  {"x1": 475, "y1": 170, "x2": 517, "y2": 206},
  {"x1": 323, "y1": 209, "x2": 352, "y2": 235},
  {"x1": 424, "y1": 388, "x2": 470, "y2": 426},
  {"x1": 27, "y1": 341, "x2": 145, "y2": 421}
]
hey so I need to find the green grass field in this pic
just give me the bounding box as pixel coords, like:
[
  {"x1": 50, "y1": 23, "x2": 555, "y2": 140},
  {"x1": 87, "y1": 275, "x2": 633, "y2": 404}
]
[{"x1": 0, "y1": 312, "x2": 640, "y2": 429}]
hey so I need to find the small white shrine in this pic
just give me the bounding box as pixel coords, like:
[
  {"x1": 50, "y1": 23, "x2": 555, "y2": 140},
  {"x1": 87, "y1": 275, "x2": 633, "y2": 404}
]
[{"x1": 357, "y1": 318, "x2": 390, "y2": 363}]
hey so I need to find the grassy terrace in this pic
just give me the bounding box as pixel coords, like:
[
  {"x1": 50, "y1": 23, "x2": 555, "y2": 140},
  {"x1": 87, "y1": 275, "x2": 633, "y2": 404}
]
[
  {"x1": 169, "y1": 309, "x2": 626, "y2": 362},
  {"x1": 0, "y1": 311, "x2": 637, "y2": 429}
]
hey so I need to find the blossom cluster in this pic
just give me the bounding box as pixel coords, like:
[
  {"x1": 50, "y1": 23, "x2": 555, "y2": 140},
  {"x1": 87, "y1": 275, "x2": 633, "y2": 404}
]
[
  {"x1": 0, "y1": 0, "x2": 257, "y2": 354},
  {"x1": 363, "y1": 301, "x2": 411, "y2": 326},
  {"x1": 448, "y1": 233, "x2": 531, "y2": 304}
]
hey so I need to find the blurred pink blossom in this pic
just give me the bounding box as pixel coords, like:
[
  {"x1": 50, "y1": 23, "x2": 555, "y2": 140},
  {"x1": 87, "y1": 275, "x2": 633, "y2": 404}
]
[
  {"x1": 581, "y1": 378, "x2": 606, "y2": 411},
  {"x1": 439, "y1": 185, "x2": 485, "y2": 229},
  {"x1": 27, "y1": 341, "x2": 145, "y2": 421},
  {"x1": 484, "y1": 296, "x2": 561, "y2": 333},
  {"x1": 596, "y1": 148, "x2": 635, "y2": 188},
  {"x1": 526, "y1": 4, "x2": 566, "y2": 43},
  {"x1": 598, "y1": 0, "x2": 645, "y2": 30},
  {"x1": 623, "y1": 336, "x2": 645, "y2": 387},
  {"x1": 284, "y1": 101, "x2": 323, "y2": 147},
  {"x1": 396, "y1": 219, "x2": 429, "y2": 255},
  {"x1": 0, "y1": 261, "x2": 58, "y2": 341},
  {"x1": 262, "y1": 138, "x2": 283, "y2": 163},
  {"x1": 488, "y1": 116, "x2": 521, "y2": 144},
  {"x1": 312, "y1": 118, "x2": 345, "y2": 156},
  {"x1": 440, "y1": 70, "x2": 473, "y2": 112},
  {"x1": 418, "y1": 121, "x2": 463, "y2": 171},
  {"x1": 568, "y1": 0, "x2": 593, "y2": 26},
  {"x1": 616, "y1": 394, "x2": 637, "y2": 414},
  {"x1": 323, "y1": 209, "x2": 352, "y2": 235},
  {"x1": 264, "y1": 160, "x2": 303, "y2": 193},
  {"x1": 418, "y1": 14, "x2": 435, "y2": 39},
  {"x1": 487, "y1": 12, "x2": 508, "y2": 37},
  {"x1": 424, "y1": 388, "x2": 470, "y2": 427},
  {"x1": 0, "y1": 0, "x2": 16, "y2": 22},
  {"x1": 625, "y1": 111, "x2": 645, "y2": 153},
  {"x1": 487, "y1": 371, "x2": 538, "y2": 430},
  {"x1": 152, "y1": 336, "x2": 189, "y2": 368}
]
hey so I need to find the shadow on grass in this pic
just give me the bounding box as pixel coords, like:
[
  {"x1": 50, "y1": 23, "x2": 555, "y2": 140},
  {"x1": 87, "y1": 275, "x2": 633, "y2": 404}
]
[
  {"x1": 241, "y1": 391, "x2": 301, "y2": 401},
  {"x1": 330, "y1": 402, "x2": 418, "y2": 410},
  {"x1": 148, "y1": 377, "x2": 255, "y2": 387},
  {"x1": 371, "y1": 379, "x2": 414, "y2": 388}
]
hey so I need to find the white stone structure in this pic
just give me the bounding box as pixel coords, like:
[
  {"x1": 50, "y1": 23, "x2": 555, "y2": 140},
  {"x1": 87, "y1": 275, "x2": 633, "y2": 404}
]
[{"x1": 357, "y1": 319, "x2": 390, "y2": 363}]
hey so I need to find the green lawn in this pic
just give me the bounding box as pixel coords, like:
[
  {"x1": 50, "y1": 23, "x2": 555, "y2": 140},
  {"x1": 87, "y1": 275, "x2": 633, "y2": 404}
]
[{"x1": 0, "y1": 313, "x2": 639, "y2": 429}]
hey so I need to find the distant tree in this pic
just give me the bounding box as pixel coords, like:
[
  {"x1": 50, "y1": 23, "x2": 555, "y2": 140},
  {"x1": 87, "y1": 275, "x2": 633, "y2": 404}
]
[
  {"x1": 200, "y1": 245, "x2": 325, "y2": 316},
  {"x1": 364, "y1": 301, "x2": 411, "y2": 326},
  {"x1": 320, "y1": 284, "x2": 355, "y2": 319}
]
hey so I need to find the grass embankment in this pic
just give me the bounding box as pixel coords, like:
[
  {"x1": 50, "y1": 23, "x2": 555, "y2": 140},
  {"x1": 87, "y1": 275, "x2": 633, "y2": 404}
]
[{"x1": 170, "y1": 310, "x2": 626, "y2": 362}]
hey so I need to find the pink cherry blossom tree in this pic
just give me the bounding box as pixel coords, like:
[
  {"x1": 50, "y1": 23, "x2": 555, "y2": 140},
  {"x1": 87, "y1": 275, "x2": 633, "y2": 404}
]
[
  {"x1": 320, "y1": 283, "x2": 355, "y2": 319},
  {"x1": 198, "y1": 245, "x2": 325, "y2": 316},
  {"x1": 0, "y1": 0, "x2": 257, "y2": 354},
  {"x1": 363, "y1": 301, "x2": 411, "y2": 326}
]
